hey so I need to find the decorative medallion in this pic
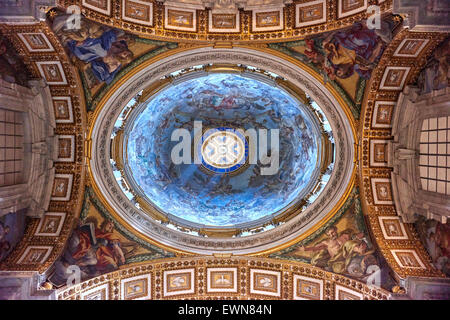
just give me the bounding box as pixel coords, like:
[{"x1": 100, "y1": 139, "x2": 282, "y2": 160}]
[
  {"x1": 252, "y1": 9, "x2": 283, "y2": 32},
  {"x1": 295, "y1": 0, "x2": 326, "y2": 28},
  {"x1": 198, "y1": 127, "x2": 248, "y2": 174}
]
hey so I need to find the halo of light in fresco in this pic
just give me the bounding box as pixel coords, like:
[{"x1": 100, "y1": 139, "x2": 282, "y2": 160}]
[
  {"x1": 199, "y1": 127, "x2": 248, "y2": 173},
  {"x1": 125, "y1": 73, "x2": 321, "y2": 226}
]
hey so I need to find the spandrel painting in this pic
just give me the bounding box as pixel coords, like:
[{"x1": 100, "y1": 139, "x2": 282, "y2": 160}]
[
  {"x1": 269, "y1": 14, "x2": 403, "y2": 118},
  {"x1": 415, "y1": 215, "x2": 450, "y2": 277},
  {"x1": 398, "y1": 0, "x2": 450, "y2": 28},
  {"x1": 47, "y1": 187, "x2": 174, "y2": 288},
  {"x1": 0, "y1": 31, "x2": 31, "y2": 87},
  {"x1": 416, "y1": 36, "x2": 450, "y2": 94},
  {"x1": 0, "y1": 209, "x2": 26, "y2": 263},
  {"x1": 47, "y1": 8, "x2": 177, "y2": 111},
  {"x1": 270, "y1": 188, "x2": 396, "y2": 291}
]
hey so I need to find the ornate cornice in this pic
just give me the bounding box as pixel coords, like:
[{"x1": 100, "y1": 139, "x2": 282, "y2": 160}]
[
  {"x1": 56, "y1": 256, "x2": 391, "y2": 300},
  {"x1": 54, "y1": 0, "x2": 394, "y2": 44}
]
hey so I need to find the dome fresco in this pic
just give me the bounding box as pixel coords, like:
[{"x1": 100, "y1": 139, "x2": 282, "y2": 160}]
[
  {"x1": 124, "y1": 73, "x2": 322, "y2": 227},
  {"x1": 198, "y1": 127, "x2": 249, "y2": 174}
]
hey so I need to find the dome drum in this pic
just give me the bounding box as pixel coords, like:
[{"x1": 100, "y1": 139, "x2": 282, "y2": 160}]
[{"x1": 89, "y1": 47, "x2": 355, "y2": 255}]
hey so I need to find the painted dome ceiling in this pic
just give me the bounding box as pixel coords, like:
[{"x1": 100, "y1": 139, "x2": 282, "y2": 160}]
[
  {"x1": 1, "y1": 0, "x2": 450, "y2": 301},
  {"x1": 122, "y1": 73, "x2": 325, "y2": 227}
]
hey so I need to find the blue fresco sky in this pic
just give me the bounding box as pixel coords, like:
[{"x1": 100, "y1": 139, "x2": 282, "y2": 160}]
[{"x1": 125, "y1": 73, "x2": 320, "y2": 226}]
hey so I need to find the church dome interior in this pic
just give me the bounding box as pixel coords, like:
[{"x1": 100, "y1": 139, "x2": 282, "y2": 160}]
[{"x1": 0, "y1": 0, "x2": 449, "y2": 302}]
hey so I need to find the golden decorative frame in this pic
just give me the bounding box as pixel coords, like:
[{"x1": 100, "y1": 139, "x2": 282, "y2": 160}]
[{"x1": 56, "y1": 256, "x2": 391, "y2": 300}]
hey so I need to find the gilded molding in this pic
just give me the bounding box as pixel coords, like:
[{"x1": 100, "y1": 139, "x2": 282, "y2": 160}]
[
  {"x1": 358, "y1": 28, "x2": 448, "y2": 279},
  {"x1": 54, "y1": 0, "x2": 393, "y2": 44}
]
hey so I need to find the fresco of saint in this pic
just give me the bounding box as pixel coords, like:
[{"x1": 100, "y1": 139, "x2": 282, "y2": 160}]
[
  {"x1": 296, "y1": 226, "x2": 376, "y2": 276},
  {"x1": 70, "y1": 219, "x2": 125, "y2": 271},
  {"x1": 417, "y1": 37, "x2": 449, "y2": 94},
  {"x1": 66, "y1": 29, "x2": 134, "y2": 84},
  {"x1": 270, "y1": 194, "x2": 397, "y2": 291},
  {"x1": 304, "y1": 22, "x2": 385, "y2": 81},
  {"x1": 0, "y1": 209, "x2": 26, "y2": 263},
  {"x1": 48, "y1": 217, "x2": 137, "y2": 287},
  {"x1": 50, "y1": 10, "x2": 135, "y2": 85},
  {"x1": 415, "y1": 216, "x2": 450, "y2": 277}
]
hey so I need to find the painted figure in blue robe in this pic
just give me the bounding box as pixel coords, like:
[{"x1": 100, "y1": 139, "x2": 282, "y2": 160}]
[
  {"x1": 322, "y1": 23, "x2": 385, "y2": 79},
  {"x1": 67, "y1": 29, "x2": 134, "y2": 84}
]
